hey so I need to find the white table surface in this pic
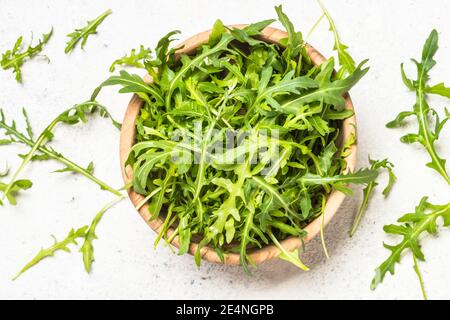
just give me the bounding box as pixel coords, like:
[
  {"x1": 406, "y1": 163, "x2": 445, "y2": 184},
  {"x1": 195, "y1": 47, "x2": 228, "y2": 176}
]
[{"x1": 1, "y1": 0, "x2": 449, "y2": 300}]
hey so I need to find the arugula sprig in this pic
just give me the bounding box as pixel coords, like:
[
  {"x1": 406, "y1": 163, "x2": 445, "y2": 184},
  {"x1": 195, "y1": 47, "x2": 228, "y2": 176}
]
[
  {"x1": 109, "y1": 45, "x2": 152, "y2": 72},
  {"x1": 64, "y1": 9, "x2": 112, "y2": 54},
  {"x1": 13, "y1": 226, "x2": 88, "y2": 280},
  {"x1": 371, "y1": 197, "x2": 450, "y2": 299},
  {"x1": 387, "y1": 29, "x2": 450, "y2": 185},
  {"x1": 317, "y1": 0, "x2": 356, "y2": 79},
  {"x1": 1, "y1": 28, "x2": 53, "y2": 83},
  {"x1": 13, "y1": 195, "x2": 125, "y2": 279},
  {"x1": 350, "y1": 158, "x2": 396, "y2": 236},
  {"x1": 0, "y1": 103, "x2": 122, "y2": 203},
  {"x1": 79, "y1": 195, "x2": 125, "y2": 273}
]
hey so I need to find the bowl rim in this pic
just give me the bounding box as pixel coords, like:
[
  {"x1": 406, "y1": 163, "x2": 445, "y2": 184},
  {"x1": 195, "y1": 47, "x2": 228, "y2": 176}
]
[{"x1": 119, "y1": 25, "x2": 358, "y2": 266}]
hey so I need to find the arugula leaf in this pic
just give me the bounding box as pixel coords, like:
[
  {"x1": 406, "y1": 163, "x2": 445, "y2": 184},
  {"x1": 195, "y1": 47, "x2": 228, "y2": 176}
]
[
  {"x1": 350, "y1": 158, "x2": 396, "y2": 236},
  {"x1": 13, "y1": 226, "x2": 88, "y2": 280},
  {"x1": 371, "y1": 197, "x2": 450, "y2": 299},
  {"x1": 268, "y1": 230, "x2": 308, "y2": 270},
  {"x1": 65, "y1": 9, "x2": 112, "y2": 54},
  {"x1": 109, "y1": 45, "x2": 152, "y2": 72},
  {"x1": 387, "y1": 29, "x2": 450, "y2": 184},
  {"x1": 80, "y1": 196, "x2": 125, "y2": 273},
  {"x1": 0, "y1": 179, "x2": 32, "y2": 206},
  {"x1": 425, "y1": 82, "x2": 450, "y2": 98},
  {"x1": 299, "y1": 168, "x2": 378, "y2": 192},
  {"x1": 54, "y1": 161, "x2": 94, "y2": 175},
  {"x1": 280, "y1": 59, "x2": 369, "y2": 113},
  {"x1": 317, "y1": 0, "x2": 356, "y2": 79},
  {"x1": 0, "y1": 104, "x2": 122, "y2": 201},
  {"x1": 0, "y1": 164, "x2": 9, "y2": 178},
  {"x1": 92, "y1": 70, "x2": 164, "y2": 105},
  {"x1": 1, "y1": 28, "x2": 53, "y2": 83}
]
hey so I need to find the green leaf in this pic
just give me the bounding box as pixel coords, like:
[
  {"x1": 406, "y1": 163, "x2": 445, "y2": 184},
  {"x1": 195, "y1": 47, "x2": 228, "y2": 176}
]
[
  {"x1": 13, "y1": 226, "x2": 88, "y2": 280},
  {"x1": 268, "y1": 230, "x2": 308, "y2": 271},
  {"x1": 0, "y1": 179, "x2": 32, "y2": 205},
  {"x1": 109, "y1": 45, "x2": 151, "y2": 72},
  {"x1": 299, "y1": 168, "x2": 378, "y2": 186},
  {"x1": 94, "y1": 70, "x2": 164, "y2": 105},
  {"x1": 65, "y1": 9, "x2": 112, "y2": 54},
  {"x1": 80, "y1": 196, "x2": 124, "y2": 273},
  {"x1": 317, "y1": 0, "x2": 356, "y2": 78},
  {"x1": 350, "y1": 158, "x2": 396, "y2": 237},
  {"x1": 1, "y1": 28, "x2": 53, "y2": 83},
  {"x1": 0, "y1": 102, "x2": 122, "y2": 203},
  {"x1": 208, "y1": 20, "x2": 226, "y2": 47},
  {"x1": 371, "y1": 197, "x2": 450, "y2": 294},
  {"x1": 387, "y1": 29, "x2": 450, "y2": 184},
  {"x1": 425, "y1": 82, "x2": 450, "y2": 98}
]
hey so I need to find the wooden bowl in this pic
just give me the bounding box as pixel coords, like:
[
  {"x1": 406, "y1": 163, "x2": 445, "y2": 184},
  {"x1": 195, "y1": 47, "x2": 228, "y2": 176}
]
[{"x1": 119, "y1": 26, "x2": 357, "y2": 266}]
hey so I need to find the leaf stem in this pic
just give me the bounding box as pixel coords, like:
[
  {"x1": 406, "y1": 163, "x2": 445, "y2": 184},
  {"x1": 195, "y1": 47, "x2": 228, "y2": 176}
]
[{"x1": 412, "y1": 254, "x2": 427, "y2": 300}]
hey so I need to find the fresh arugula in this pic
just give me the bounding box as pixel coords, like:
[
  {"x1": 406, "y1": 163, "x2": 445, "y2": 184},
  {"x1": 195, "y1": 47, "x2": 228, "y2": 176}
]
[
  {"x1": 0, "y1": 103, "x2": 122, "y2": 204},
  {"x1": 317, "y1": 0, "x2": 356, "y2": 79},
  {"x1": 371, "y1": 197, "x2": 450, "y2": 299},
  {"x1": 96, "y1": 6, "x2": 372, "y2": 270},
  {"x1": 79, "y1": 196, "x2": 125, "y2": 272},
  {"x1": 1, "y1": 28, "x2": 53, "y2": 83},
  {"x1": 350, "y1": 158, "x2": 396, "y2": 236},
  {"x1": 0, "y1": 179, "x2": 32, "y2": 206},
  {"x1": 387, "y1": 29, "x2": 450, "y2": 185},
  {"x1": 65, "y1": 9, "x2": 112, "y2": 54},
  {"x1": 109, "y1": 45, "x2": 152, "y2": 72},
  {"x1": 13, "y1": 195, "x2": 125, "y2": 279},
  {"x1": 13, "y1": 226, "x2": 88, "y2": 280}
]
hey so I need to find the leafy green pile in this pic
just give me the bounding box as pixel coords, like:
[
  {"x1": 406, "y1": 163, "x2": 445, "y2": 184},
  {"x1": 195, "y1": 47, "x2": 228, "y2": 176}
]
[
  {"x1": 93, "y1": 5, "x2": 375, "y2": 270},
  {"x1": 387, "y1": 29, "x2": 450, "y2": 185}
]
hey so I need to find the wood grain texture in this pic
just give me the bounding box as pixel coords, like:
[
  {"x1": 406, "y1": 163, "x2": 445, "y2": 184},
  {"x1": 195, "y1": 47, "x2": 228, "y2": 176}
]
[{"x1": 119, "y1": 26, "x2": 358, "y2": 266}]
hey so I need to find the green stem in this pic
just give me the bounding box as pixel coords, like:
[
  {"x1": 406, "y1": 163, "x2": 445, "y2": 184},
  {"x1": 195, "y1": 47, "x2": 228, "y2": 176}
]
[
  {"x1": 412, "y1": 254, "x2": 427, "y2": 300},
  {"x1": 2, "y1": 116, "x2": 60, "y2": 200}
]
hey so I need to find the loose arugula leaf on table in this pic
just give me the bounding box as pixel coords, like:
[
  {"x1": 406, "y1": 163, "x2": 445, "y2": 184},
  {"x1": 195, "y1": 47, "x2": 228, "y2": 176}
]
[
  {"x1": 350, "y1": 158, "x2": 396, "y2": 236},
  {"x1": 0, "y1": 103, "x2": 122, "y2": 202},
  {"x1": 371, "y1": 197, "x2": 450, "y2": 299},
  {"x1": 14, "y1": 196, "x2": 125, "y2": 278},
  {"x1": 387, "y1": 29, "x2": 450, "y2": 185},
  {"x1": 64, "y1": 9, "x2": 112, "y2": 54},
  {"x1": 13, "y1": 226, "x2": 88, "y2": 280},
  {"x1": 109, "y1": 45, "x2": 152, "y2": 72},
  {"x1": 1, "y1": 28, "x2": 53, "y2": 83},
  {"x1": 80, "y1": 196, "x2": 125, "y2": 273}
]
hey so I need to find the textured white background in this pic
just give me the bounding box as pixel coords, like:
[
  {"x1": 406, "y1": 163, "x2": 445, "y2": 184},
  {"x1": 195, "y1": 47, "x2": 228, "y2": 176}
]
[{"x1": 0, "y1": 0, "x2": 449, "y2": 300}]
